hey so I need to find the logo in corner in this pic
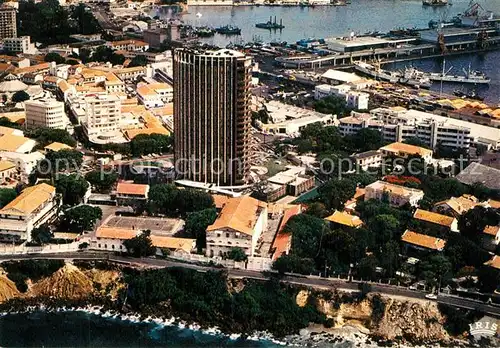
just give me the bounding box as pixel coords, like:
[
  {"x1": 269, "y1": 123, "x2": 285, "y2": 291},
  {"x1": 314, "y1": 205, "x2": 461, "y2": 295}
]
[{"x1": 469, "y1": 316, "x2": 498, "y2": 340}]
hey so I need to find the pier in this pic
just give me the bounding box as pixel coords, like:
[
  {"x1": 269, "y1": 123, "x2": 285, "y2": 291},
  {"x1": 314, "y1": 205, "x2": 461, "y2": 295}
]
[{"x1": 274, "y1": 37, "x2": 500, "y2": 69}]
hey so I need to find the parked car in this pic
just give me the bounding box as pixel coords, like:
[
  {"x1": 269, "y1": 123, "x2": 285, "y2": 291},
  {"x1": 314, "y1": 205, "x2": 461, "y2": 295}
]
[{"x1": 425, "y1": 293, "x2": 438, "y2": 300}]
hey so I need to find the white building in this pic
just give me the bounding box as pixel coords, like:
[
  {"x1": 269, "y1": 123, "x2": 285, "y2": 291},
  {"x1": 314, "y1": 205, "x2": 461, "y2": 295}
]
[
  {"x1": 136, "y1": 82, "x2": 173, "y2": 108},
  {"x1": 206, "y1": 196, "x2": 267, "y2": 258},
  {"x1": 379, "y1": 142, "x2": 434, "y2": 163},
  {"x1": 24, "y1": 99, "x2": 67, "y2": 130},
  {"x1": 365, "y1": 180, "x2": 424, "y2": 207},
  {"x1": 351, "y1": 150, "x2": 383, "y2": 170},
  {"x1": 0, "y1": 183, "x2": 60, "y2": 242},
  {"x1": 338, "y1": 108, "x2": 474, "y2": 150},
  {"x1": 0, "y1": 151, "x2": 44, "y2": 181},
  {"x1": 81, "y1": 94, "x2": 124, "y2": 144},
  {"x1": 3, "y1": 36, "x2": 37, "y2": 54},
  {"x1": 314, "y1": 84, "x2": 369, "y2": 110}
]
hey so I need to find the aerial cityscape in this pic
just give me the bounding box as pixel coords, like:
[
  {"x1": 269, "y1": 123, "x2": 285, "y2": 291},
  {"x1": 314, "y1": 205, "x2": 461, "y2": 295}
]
[{"x1": 0, "y1": 0, "x2": 499, "y2": 346}]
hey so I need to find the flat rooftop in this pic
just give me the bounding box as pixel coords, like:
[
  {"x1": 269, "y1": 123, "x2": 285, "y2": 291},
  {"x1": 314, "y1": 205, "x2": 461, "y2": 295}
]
[
  {"x1": 325, "y1": 36, "x2": 415, "y2": 48},
  {"x1": 102, "y1": 215, "x2": 183, "y2": 236}
]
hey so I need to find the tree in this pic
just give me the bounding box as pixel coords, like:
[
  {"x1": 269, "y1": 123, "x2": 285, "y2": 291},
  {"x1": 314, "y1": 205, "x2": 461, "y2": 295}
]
[
  {"x1": 357, "y1": 255, "x2": 378, "y2": 280},
  {"x1": 370, "y1": 214, "x2": 402, "y2": 245},
  {"x1": 55, "y1": 174, "x2": 89, "y2": 205},
  {"x1": 43, "y1": 149, "x2": 83, "y2": 173},
  {"x1": 418, "y1": 254, "x2": 452, "y2": 288},
  {"x1": 285, "y1": 214, "x2": 327, "y2": 260},
  {"x1": 31, "y1": 224, "x2": 53, "y2": 245},
  {"x1": 65, "y1": 58, "x2": 80, "y2": 65},
  {"x1": 85, "y1": 170, "x2": 118, "y2": 193},
  {"x1": 44, "y1": 52, "x2": 65, "y2": 64},
  {"x1": 128, "y1": 54, "x2": 148, "y2": 67},
  {"x1": 147, "y1": 184, "x2": 214, "y2": 217},
  {"x1": 305, "y1": 202, "x2": 328, "y2": 218},
  {"x1": 345, "y1": 128, "x2": 384, "y2": 152},
  {"x1": 314, "y1": 95, "x2": 348, "y2": 116},
  {"x1": 11, "y1": 91, "x2": 30, "y2": 103},
  {"x1": 184, "y1": 208, "x2": 217, "y2": 250},
  {"x1": 0, "y1": 188, "x2": 16, "y2": 208},
  {"x1": 403, "y1": 137, "x2": 430, "y2": 149},
  {"x1": 130, "y1": 133, "x2": 172, "y2": 157},
  {"x1": 26, "y1": 127, "x2": 77, "y2": 147},
  {"x1": 272, "y1": 255, "x2": 315, "y2": 275},
  {"x1": 123, "y1": 230, "x2": 156, "y2": 257},
  {"x1": 61, "y1": 205, "x2": 102, "y2": 233},
  {"x1": 458, "y1": 206, "x2": 499, "y2": 242},
  {"x1": 317, "y1": 178, "x2": 357, "y2": 211},
  {"x1": 227, "y1": 247, "x2": 248, "y2": 262}
]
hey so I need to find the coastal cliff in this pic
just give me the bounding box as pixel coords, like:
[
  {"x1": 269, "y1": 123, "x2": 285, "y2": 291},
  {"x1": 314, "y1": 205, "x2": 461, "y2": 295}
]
[{"x1": 0, "y1": 261, "x2": 492, "y2": 346}]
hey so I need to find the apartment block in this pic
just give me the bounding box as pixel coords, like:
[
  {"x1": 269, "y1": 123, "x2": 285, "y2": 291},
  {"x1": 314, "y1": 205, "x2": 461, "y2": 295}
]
[
  {"x1": 81, "y1": 94, "x2": 123, "y2": 143},
  {"x1": 3, "y1": 36, "x2": 36, "y2": 54},
  {"x1": 0, "y1": 5, "x2": 16, "y2": 40},
  {"x1": 25, "y1": 99, "x2": 67, "y2": 130}
]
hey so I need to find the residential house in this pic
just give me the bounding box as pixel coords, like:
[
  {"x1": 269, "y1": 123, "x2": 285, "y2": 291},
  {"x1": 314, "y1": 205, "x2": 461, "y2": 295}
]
[
  {"x1": 324, "y1": 210, "x2": 363, "y2": 229},
  {"x1": 0, "y1": 183, "x2": 60, "y2": 242},
  {"x1": 364, "y1": 180, "x2": 424, "y2": 207},
  {"x1": 44, "y1": 142, "x2": 73, "y2": 153},
  {"x1": 433, "y1": 194, "x2": 480, "y2": 218},
  {"x1": 0, "y1": 151, "x2": 44, "y2": 182},
  {"x1": 401, "y1": 230, "x2": 446, "y2": 252},
  {"x1": 481, "y1": 225, "x2": 500, "y2": 252},
  {"x1": 115, "y1": 182, "x2": 149, "y2": 206},
  {"x1": 136, "y1": 83, "x2": 173, "y2": 109},
  {"x1": 379, "y1": 142, "x2": 433, "y2": 163},
  {"x1": 456, "y1": 163, "x2": 500, "y2": 190},
  {"x1": 413, "y1": 208, "x2": 459, "y2": 233},
  {"x1": 351, "y1": 150, "x2": 383, "y2": 171},
  {"x1": 206, "y1": 196, "x2": 268, "y2": 258}
]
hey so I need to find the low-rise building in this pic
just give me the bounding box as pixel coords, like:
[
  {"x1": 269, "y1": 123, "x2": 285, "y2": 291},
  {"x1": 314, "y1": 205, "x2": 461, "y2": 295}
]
[
  {"x1": 0, "y1": 133, "x2": 36, "y2": 153},
  {"x1": 324, "y1": 210, "x2": 363, "y2": 229},
  {"x1": 0, "y1": 151, "x2": 44, "y2": 181},
  {"x1": 413, "y1": 208, "x2": 458, "y2": 232},
  {"x1": 314, "y1": 84, "x2": 369, "y2": 110},
  {"x1": 456, "y1": 163, "x2": 500, "y2": 191},
  {"x1": 136, "y1": 82, "x2": 173, "y2": 108},
  {"x1": 206, "y1": 196, "x2": 267, "y2": 258},
  {"x1": 2, "y1": 36, "x2": 37, "y2": 54},
  {"x1": 481, "y1": 225, "x2": 500, "y2": 252},
  {"x1": 484, "y1": 255, "x2": 500, "y2": 270},
  {"x1": 106, "y1": 40, "x2": 149, "y2": 52},
  {"x1": 0, "y1": 183, "x2": 60, "y2": 242},
  {"x1": 115, "y1": 182, "x2": 149, "y2": 206},
  {"x1": 365, "y1": 180, "x2": 424, "y2": 207},
  {"x1": 351, "y1": 150, "x2": 383, "y2": 171},
  {"x1": 44, "y1": 142, "x2": 72, "y2": 153},
  {"x1": 433, "y1": 194, "x2": 480, "y2": 218},
  {"x1": 0, "y1": 159, "x2": 16, "y2": 184},
  {"x1": 267, "y1": 167, "x2": 315, "y2": 197},
  {"x1": 379, "y1": 142, "x2": 433, "y2": 163},
  {"x1": 24, "y1": 98, "x2": 67, "y2": 130},
  {"x1": 401, "y1": 230, "x2": 446, "y2": 252}
]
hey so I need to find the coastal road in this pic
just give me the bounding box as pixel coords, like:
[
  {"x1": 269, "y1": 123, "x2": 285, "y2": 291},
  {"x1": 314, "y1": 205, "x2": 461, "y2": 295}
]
[{"x1": 1, "y1": 252, "x2": 499, "y2": 318}]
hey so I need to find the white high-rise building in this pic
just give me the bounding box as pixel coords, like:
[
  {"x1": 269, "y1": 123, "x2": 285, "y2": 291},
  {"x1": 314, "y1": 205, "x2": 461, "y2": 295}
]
[
  {"x1": 25, "y1": 99, "x2": 67, "y2": 130},
  {"x1": 82, "y1": 95, "x2": 122, "y2": 142}
]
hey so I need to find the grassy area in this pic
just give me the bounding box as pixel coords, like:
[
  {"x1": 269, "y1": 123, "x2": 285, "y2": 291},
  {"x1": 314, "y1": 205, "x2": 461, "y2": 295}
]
[{"x1": 265, "y1": 159, "x2": 287, "y2": 177}]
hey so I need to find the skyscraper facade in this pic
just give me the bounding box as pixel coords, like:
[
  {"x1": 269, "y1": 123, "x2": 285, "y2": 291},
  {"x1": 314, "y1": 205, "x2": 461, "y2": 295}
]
[{"x1": 173, "y1": 48, "x2": 252, "y2": 186}]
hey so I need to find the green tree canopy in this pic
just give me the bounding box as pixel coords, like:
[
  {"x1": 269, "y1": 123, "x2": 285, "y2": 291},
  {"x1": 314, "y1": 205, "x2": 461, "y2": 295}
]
[
  {"x1": 0, "y1": 188, "x2": 16, "y2": 208},
  {"x1": 60, "y1": 205, "x2": 102, "y2": 233},
  {"x1": 272, "y1": 254, "x2": 315, "y2": 275},
  {"x1": 55, "y1": 174, "x2": 89, "y2": 205},
  {"x1": 314, "y1": 95, "x2": 348, "y2": 116},
  {"x1": 26, "y1": 127, "x2": 77, "y2": 147},
  {"x1": 458, "y1": 206, "x2": 499, "y2": 242},
  {"x1": 227, "y1": 247, "x2": 248, "y2": 262},
  {"x1": 285, "y1": 214, "x2": 327, "y2": 259},
  {"x1": 128, "y1": 55, "x2": 148, "y2": 67},
  {"x1": 123, "y1": 230, "x2": 156, "y2": 257},
  {"x1": 344, "y1": 128, "x2": 384, "y2": 152},
  {"x1": 12, "y1": 91, "x2": 30, "y2": 103},
  {"x1": 45, "y1": 149, "x2": 83, "y2": 172},
  {"x1": 130, "y1": 133, "x2": 172, "y2": 157},
  {"x1": 44, "y1": 52, "x2": 65, "y2": 64},
  {"x1": 30, "y1": 224, "x2": 53, "y2": 245},
  {"x1": 148, "y1": 184, "x2": 214, "y2": 217},
  {"x1": 184, "y1": 208, "x2": 217, "y2": 250},
  {"x1": 85, "y1": 170, "x2": 118, "y2": 193},
  {"x1": 317, "y1": 178, "x2": 357, "y2": 211}
]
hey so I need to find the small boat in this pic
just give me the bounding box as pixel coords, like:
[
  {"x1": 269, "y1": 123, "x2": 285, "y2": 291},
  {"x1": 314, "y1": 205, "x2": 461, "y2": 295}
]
[
  {"x1": 215, "y1": 25, "x2": 241, "y2": 35},
  {"x1": 453, "y1": 89, "x2": 484, "y2": 101},
  {"x1": 422, "y1": 0, "x2": 449, "y2": 6},
  {"x1": 194, "y1": 26, "x2": 215, "y2": 37},
  {"x1": 256, "y1": 16, "x2": 284, "y2": 30}
]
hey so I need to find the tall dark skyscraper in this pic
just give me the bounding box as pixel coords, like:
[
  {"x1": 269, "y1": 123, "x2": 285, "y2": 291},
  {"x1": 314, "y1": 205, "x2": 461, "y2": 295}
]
[{"x1": 173, "y1": 48, "x2": 252, "y2": 186}]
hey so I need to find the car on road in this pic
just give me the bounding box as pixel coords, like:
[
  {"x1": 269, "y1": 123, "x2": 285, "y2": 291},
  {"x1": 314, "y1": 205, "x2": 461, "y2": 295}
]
[{"x1": 425, "y1": 293, "x2": 438, "y2": 300}]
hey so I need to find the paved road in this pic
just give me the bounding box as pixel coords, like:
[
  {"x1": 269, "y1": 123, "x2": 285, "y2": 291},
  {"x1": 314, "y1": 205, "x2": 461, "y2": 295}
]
[{"x1": 1, "y1": 252, "x2": 499, "y2": 317}]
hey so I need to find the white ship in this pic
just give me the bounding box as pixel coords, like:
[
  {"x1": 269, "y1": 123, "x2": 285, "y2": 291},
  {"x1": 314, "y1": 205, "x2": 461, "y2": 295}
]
[
  {"x1": 428, "y1": 63, "x2": 490, "y2": 84},
  {"x1": 354, "y1": 62, "x2": 431, "y2": 89}
]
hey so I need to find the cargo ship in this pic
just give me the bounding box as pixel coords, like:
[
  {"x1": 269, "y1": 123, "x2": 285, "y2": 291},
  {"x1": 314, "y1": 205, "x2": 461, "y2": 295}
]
[{"x1": 428, "y1": 62, "x2": 490, "y2": 85}]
